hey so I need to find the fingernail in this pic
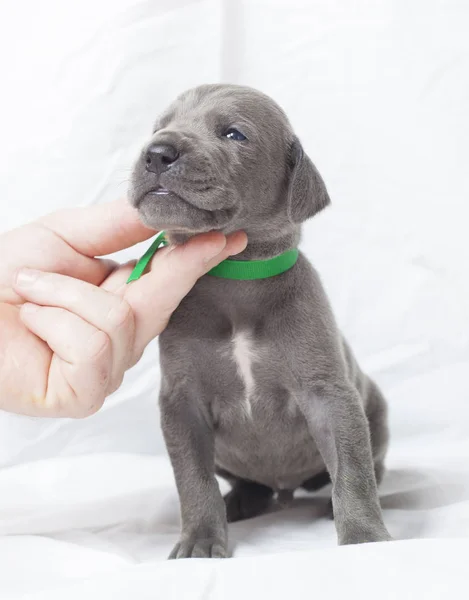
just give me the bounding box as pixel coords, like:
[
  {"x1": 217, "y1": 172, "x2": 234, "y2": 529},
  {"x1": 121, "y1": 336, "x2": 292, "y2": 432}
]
[
  {"x1": 15, "y1": 268, "x2": 40, "y2": 287},
  {"x1": 21, "y1": 303, "x2": 40, "y2": 314}
]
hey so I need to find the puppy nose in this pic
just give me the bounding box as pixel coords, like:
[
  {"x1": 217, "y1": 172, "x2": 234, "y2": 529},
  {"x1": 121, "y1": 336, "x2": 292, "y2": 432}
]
[{"x1": 145, "y1": 143, "x2": 179, "y2": 174}]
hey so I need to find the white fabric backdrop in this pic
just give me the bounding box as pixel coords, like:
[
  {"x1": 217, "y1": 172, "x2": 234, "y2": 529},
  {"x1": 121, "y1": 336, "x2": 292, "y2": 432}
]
[{"x1": 0, "y1": 1, "x2": 469, "y2": 598}]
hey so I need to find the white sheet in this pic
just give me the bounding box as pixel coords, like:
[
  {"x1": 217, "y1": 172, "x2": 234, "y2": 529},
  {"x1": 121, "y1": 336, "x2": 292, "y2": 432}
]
[
  {"x1": 1, "y1": 446, "x2": 469, "y2": 599},
  {"x1": 1, "y1": 1, "x2": 469, "y2": 598}
]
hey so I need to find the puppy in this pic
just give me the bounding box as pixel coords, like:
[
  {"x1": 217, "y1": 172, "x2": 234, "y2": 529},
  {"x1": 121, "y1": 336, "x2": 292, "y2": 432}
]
[{"x1": 129, "y1": 84, "x2": 391, "y2": 558}]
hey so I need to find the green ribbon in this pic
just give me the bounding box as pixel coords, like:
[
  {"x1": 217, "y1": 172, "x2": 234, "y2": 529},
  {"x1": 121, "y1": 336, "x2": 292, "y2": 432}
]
[
  {"x1": 126, "y1": 231, "x2": 169, "y2": 283},
  {"x1": 127, "y1": 231, "x2": 299, "y2": 283}
]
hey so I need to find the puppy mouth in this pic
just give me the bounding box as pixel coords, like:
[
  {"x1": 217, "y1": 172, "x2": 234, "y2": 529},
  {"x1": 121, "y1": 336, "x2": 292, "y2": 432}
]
[
  {"x1": 137, "y1": 185, "x2": 182, "y2": 203},
  {"x1": 151, "y1": 185, "x2": 171, "y2": 196},
  {"x1": 133, "y1": 183, "x2": 236, "y2": 233}
]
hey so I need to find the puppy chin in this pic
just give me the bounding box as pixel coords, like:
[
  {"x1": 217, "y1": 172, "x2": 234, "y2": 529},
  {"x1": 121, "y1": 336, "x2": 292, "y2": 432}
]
[{"x1": 135, "y1": 191, "x2": 234, "y2": 235}]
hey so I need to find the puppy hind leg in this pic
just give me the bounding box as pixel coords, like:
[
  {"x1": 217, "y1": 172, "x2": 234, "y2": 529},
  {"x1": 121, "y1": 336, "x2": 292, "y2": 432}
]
[
  {"x1": 301, "y1": 469, "x2": 331, "y2": 492},
  {"x1": 222, "y1": 477, "x2": 274, "y2": 523}
]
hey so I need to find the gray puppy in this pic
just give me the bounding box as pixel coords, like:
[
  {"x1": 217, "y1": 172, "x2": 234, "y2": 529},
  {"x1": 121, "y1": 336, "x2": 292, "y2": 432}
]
[{"x1": 129, "y1": 84, "x2": 392, "y2": 559}]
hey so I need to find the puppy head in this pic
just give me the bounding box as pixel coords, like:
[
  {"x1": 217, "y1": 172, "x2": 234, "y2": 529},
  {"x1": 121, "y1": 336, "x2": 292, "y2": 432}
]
[{"x1": 129, "y1": 84, "x2": 330, "y2": 240}]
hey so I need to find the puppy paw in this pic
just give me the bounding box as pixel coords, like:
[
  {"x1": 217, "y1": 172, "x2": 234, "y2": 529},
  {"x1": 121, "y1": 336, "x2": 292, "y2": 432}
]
[
  {"x1": 169, "y1": 536, "x2": 228, "y2": 559},
  {"x1": 224, "y1": 481, "x2": 273, "y2": 523}
]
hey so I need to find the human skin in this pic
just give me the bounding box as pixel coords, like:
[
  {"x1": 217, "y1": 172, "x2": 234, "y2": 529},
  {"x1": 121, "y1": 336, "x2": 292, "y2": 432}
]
[{"x1": 0, "y1": 198, "x2": 246, "y2": 418}]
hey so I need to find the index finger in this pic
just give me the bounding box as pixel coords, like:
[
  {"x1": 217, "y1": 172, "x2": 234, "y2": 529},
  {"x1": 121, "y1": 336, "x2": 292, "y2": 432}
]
[
  {"x1": 38, "y1": 198, "x2": 156, "y2": 257},
  {"x1": 125, "y1": 230, "x2": 247, "y2": 351}
]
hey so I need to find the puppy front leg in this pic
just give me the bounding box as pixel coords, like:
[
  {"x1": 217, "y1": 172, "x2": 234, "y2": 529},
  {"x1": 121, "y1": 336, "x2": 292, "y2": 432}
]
[
  {"x1": 161, "y1": 394, "x2": 228, "y2": 559},
  {"x1": 298, "y1": 380, "x2": 391, "y2": 545}
]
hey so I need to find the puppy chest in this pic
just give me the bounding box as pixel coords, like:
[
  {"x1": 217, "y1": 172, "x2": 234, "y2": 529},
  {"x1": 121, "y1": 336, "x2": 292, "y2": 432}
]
[
  {"x1": 230, "y1": 331, "x2": 257, "y2": 418},
  {"x1": 210, "y1": 330, "x2": 300, "y2": 424}
]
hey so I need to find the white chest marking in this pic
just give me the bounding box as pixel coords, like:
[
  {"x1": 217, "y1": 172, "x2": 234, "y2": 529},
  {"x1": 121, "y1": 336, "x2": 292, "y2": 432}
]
[{"x1": 231, "y1": 332, "x2": 257, "y2": 418}]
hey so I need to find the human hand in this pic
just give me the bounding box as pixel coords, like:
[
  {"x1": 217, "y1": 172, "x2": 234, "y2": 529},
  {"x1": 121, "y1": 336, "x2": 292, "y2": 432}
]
[{"x1": 0, "y1": 199, "x2": 246, "y2": 417}]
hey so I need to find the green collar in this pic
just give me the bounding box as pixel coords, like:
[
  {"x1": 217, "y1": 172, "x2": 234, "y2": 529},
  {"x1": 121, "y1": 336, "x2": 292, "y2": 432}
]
[{"x1": 127, "y1": 231, "x2": 299, "y2": 283}]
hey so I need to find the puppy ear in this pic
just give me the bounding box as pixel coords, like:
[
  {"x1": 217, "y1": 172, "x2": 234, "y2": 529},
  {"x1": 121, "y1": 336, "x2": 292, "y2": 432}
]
[{"x1": 287, "y1": 137, "x2": 331, "y2": 224}]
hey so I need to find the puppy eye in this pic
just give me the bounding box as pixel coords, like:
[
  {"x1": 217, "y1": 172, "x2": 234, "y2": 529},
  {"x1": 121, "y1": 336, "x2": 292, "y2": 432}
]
[{"x1": 223, "y1": 128, "x2": 247, "y2": 141}]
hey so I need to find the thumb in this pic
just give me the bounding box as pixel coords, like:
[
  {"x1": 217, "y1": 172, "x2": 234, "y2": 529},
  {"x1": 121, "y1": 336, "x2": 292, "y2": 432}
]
[
  {"x1": 125, "y1": 230, "x2": 247, "y2": 353},
  {"x1": 38, "y1": 198, "x2": 156, "y2": 257}
]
